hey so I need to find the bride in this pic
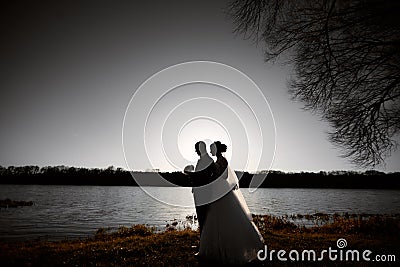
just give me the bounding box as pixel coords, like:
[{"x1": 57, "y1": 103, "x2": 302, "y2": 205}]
[{"x1": 198, "y1": 141, "x2": 264, "y2": 265}]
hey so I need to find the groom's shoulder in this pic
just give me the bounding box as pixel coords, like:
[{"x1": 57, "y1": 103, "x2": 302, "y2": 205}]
[
  {"x1": 204, "y1": 155, "x2": 214, "y2": 165},
  {"x1": 195, "y1": 155, "x2": 213, "y2": 171},
  {"x1": 204, "y1": 156, "x2": 215, "y2": 171}
]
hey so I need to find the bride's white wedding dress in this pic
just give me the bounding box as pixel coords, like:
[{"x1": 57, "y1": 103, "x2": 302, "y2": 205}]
[{"x1": 199, "y1": 166, "x2": 264, "y2": 265}]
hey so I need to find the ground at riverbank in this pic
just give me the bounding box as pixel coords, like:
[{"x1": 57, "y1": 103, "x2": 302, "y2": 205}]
[{"x1": 0, "y1": 214, "x2": 398, "y2": 266}]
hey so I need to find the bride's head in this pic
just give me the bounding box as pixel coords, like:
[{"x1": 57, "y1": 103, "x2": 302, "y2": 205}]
[{"x1": 210, "y1": 141, "x2": 227, "y2": 156}]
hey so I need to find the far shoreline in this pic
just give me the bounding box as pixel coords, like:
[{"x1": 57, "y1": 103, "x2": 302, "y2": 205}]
[{"x1": 1, "y1": 165, "x2": 400, "y2": 189}]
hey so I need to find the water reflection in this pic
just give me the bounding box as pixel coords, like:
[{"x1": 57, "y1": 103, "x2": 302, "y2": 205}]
[{"x1": 0, "y1": 185, "x2": 399, "y2": 240}]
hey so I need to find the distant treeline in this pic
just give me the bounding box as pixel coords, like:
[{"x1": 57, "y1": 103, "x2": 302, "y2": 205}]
[{"x1": 0, "y1": 165, "x2": 399, "y2": 189}]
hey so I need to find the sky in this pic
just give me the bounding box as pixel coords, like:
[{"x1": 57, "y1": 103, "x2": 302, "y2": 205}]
[{"x1": 0, "y1": 0, "x2": 399, "y2": 172}]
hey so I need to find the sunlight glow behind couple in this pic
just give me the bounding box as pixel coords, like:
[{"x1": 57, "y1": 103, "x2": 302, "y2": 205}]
[
  {"x1": 178, "y1": 117, "x2": 232, "y2": 163},
  {"x1": 122, "y1": 61, "x2": 276, "y2": 175}
]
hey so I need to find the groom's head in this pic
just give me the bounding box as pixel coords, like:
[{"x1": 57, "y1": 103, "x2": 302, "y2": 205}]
[{"x1": 195, "y1": 141, "x2": 207, "y2": 156}]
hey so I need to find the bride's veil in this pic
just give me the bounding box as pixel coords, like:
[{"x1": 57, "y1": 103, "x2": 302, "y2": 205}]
[
  {"x1": 198, "y1": 163, "x2": 254, "y2": 222},
  {"x1": 224, "y1": 166, "x2": 253, "y2": 221}
]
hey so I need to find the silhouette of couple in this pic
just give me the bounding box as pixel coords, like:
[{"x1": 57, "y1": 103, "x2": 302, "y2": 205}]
[{"x1": 184, "y1": 141, "x2": 264, "y2": 265}]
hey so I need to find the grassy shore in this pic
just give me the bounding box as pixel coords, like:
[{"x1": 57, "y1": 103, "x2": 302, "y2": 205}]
[{"x1": 0, "y1": 214, "x2": 399, "y2": 266}]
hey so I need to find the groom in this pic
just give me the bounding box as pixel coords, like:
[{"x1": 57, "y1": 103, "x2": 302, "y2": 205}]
[{"x1": 191, "y1": 141, "x2": 215, "y2": 236}]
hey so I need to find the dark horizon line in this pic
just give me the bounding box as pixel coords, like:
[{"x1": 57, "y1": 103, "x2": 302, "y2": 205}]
[{"x1": 1, "y1": 164, "x2": 399, "y2": 175}]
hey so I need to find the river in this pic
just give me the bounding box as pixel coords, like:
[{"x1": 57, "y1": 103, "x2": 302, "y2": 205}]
[{"x1": 0, "y1": 185, "x2": 399, "y2": 241}]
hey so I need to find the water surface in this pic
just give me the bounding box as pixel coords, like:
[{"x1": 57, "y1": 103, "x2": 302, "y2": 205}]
[{"x1": 0, "y1": 185, "x2": 399, "y2": 241}]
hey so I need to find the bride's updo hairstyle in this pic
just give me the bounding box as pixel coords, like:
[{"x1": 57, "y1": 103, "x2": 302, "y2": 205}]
[{"x1": 214, "y1": 141, "x2": 227, "y2": 154}]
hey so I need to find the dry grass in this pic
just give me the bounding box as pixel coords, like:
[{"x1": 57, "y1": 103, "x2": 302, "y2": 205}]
[{"x1": 0, "y1": 214, "x2": 399, "y2": 266}]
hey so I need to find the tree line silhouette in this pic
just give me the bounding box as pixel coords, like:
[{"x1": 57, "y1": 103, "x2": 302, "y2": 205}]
[{"x1": 0, "y1": 165, "x2": 399, "y2": 189}]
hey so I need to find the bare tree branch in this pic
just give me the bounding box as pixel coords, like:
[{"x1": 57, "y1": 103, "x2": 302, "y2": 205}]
[{"x1": 228, "y1": 0, "x2": 400, "y2": 166}]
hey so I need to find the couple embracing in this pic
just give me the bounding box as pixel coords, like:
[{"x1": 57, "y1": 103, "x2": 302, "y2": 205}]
[{"x1": 185, "y1": 141, "x2": 264, "y2": 265}]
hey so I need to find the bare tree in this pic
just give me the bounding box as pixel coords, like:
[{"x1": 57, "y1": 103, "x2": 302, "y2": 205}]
[{"x1": 229, "y1": 0, "x2": 400, "y2": 166}]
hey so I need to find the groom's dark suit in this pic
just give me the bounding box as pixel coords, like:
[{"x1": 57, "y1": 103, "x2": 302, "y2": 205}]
[{"x1": 192, "y1": 153, "x2": 215, "y2": 236}]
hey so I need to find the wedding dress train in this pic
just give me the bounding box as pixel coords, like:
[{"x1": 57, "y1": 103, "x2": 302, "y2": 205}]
[{"x1": 199, "y1": 167, "x2": 264, "y2": 265}]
